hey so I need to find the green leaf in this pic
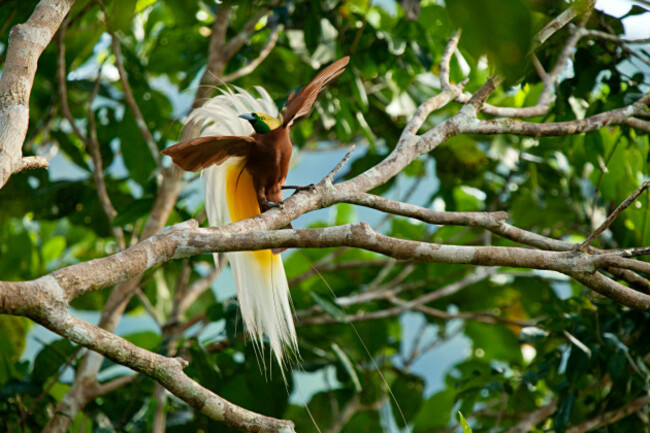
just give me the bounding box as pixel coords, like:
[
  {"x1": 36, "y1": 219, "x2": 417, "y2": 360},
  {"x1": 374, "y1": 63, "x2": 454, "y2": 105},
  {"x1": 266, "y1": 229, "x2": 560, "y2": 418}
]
[
  {"x1": 624, "y1": 5, "x2": 649, "y2": 17},
  {"x1": 113, "y1": 197, "x2": 155, "y2": 226},
  {"x1": 335, "y1": 203, "x2": 357, "y2": 225},
  {"x1": 403, "y1": 159, "x2": 425, "y2": 177},
  {"x1": 42, "y1": 235, "x2": 66, "y2": 266},
  {"x1": 414, "y1": 389, "x2": 455, "y2": 431},
  {"x1": 124, "y1": 331, "x2": 161, "y2": 352},
  {"x1": 136, "y1": 0, "x2": 157, "y2": 12},
  {"x1": 458, "y1": 411, "x2": 472, "y2": 433},
  {"x1": 447, "y1": 0, "x2": 531, "y2": 82},
  {"x1": 187, "y1": 341, "x2": 221, "y2": 391},
  {"x1": 108, "y1": 0, "x2": 137, "y2": 32},
  {"x1": 390, "y1": 372, "x2": 425, "y2": 421},
  {"x1": 352, "y1": 73, "x2": 368, "y2": 111},
  {"x1": 0, "y1": 316, "x2": 27, "y2": 363},
  {"x1": 332, "y1": 342, "x2": 362, "y2": 392},
  {"x1": 391, "y1": 217, "x2": 426, "y2": 240},
  {"x1": 32, "y1": 339, "x2": 77, "y2": 383},
  {"x1": 310, "y1": 292, "x2": 347, "y2": 322},
  {"x1": 51, "y1": 130, "x2": 91, "y2": 172},
  {"x1": 118, "y1": 113, "x2": 157, "y2": 186},
  {"x1": 465, "y1": 322, "x2": 523, "y2": 364},
  {"x1": 554, "y1": 392, "x2": 575, "y2": 433},
  {"x1": 304, "y1": 13, "x2": 321, "y2": 53}
]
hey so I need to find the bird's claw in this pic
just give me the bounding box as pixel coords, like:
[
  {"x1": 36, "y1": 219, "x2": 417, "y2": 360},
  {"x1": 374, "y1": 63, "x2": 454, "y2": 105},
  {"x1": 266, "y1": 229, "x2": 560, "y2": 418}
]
[
  {"x1": 282, "y1": 184, "x2": 316, "y2": 194},
  {"x1": 262, "y1": 199, "x2": 285, "y2": 209},
  {"x1": 295, "y1": 183, "x2": 316, "y2": 192}
]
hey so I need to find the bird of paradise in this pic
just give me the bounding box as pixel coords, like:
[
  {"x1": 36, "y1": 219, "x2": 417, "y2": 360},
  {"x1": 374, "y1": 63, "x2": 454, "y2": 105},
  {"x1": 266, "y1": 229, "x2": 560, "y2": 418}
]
[{"x1": 162, "y1": 57, "x2": 350, "y2": 375}]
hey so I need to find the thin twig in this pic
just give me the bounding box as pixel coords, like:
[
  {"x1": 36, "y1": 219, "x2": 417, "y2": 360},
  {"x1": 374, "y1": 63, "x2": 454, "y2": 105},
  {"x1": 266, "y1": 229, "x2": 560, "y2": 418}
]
[
  {"x1": 56, "y1": 16, "x2": 88, "y2": 145},
  {"x1": 87, "y1": 62, "x2": 125, "y2": 248},
  {"x1": 323, "y1": 145, "x2": 356, "y2": 185},
  {"x1": 582, "y1": 180, "x2": 650, "y2": 248},
  {"x1": 18, "y1": 156, "x2": 49, "y2": 171},
  {"x1": 531, "y1": 0, "x2": 592, "y2": 52},
  {"x1": 440, "y1": 30, "x2": 461, "y2": 90},
  {"x1": 222, "y1": 24, "x2": 282, "y2": 82},
  {"x1": 91, "y1": 374, "x2": 138, "y2": 398},
  {"x1": 566, "y1": 394, "x2": 650, "y2": 433},
  {"x1": 107, "y1": 29, "x2": 161, "y2": 168}
]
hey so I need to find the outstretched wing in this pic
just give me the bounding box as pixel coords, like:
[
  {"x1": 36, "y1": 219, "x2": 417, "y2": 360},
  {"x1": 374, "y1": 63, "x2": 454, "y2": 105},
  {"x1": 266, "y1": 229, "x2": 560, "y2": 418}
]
[
  {"x1": 161, "y1": 135, "x2": 256, "y2": 172},
  {"x1": 280, "y1": 56, "x2": 350, "y2": 127}
]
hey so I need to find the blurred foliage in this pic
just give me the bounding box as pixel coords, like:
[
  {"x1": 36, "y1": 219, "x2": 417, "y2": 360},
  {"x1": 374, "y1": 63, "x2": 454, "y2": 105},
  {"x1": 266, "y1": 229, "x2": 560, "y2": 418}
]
[{"x1": 1, "y1": 0, "x2": 650, "y2": 432}]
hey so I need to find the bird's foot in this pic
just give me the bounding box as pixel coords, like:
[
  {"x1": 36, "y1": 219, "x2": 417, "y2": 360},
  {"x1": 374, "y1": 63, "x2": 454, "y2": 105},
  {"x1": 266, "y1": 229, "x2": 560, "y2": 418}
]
[
  {"x1": 282, "y1": 184, "x2": 316, "y2": 193},
  {"x1": 261, "y1": 199, "x2": 285, "y2": 209}
]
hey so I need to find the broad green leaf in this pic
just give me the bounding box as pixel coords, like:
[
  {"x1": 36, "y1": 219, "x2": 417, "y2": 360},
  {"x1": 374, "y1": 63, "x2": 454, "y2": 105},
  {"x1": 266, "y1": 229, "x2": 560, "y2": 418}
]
[
  {"x1": 32, "y1": 339, "x2": 77, "y2": 383},
  {"x1": 124, "y1": 331, "x2": 161, "y2": 352},
  {"x1": 447, "y1": 0, "x2": 531, "y2": 82},
  {"x1": 414, "y1": 389, "x2": 455, "y2": 431},
  {"x1": 335, "y1": 203, "x2": 357, "y2": 225},
  {"x1": 0, "y1": 316, "x2": 27, "y2": 363},
  {"x1": 42, "y1": 235, "x2": 66, "y2": 266}
]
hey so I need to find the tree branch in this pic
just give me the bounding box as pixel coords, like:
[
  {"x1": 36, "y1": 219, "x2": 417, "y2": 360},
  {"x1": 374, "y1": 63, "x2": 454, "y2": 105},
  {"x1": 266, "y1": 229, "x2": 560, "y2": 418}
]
[
  {"x1": 3, "y1": 286, "x2": 294, "y2": 433},
  {"x1": 4, "y1": 217, "x2": 650, "y2": 313},
  {"x1": 465, "y1": 97, "x2": 648, "y2": 136},
  {"x1": 531, "y1": 0, "x2": 593, "y2": 51},
  {"x1": 0, "y1": 0, "x2": 75, "y2": 189},
  {"x1": 109, "y1": 31, "x2": 162, "y2": 169},
  {"x1": 17, "y1": 156, "x2": 49, "y2": 171},
  {"x1": 582, "y1": 180, "x2": 650, "y2": 248},
  {"x1": 222, "y1": 24, "x2": 282, "y2": 83},
  {"x1": 566, "y1": 394, "x2": 650, "y2": 433}
]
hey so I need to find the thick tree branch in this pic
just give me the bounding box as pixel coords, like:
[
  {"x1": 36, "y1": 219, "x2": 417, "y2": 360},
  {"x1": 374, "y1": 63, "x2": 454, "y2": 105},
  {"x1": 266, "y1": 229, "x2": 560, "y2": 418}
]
[
  {"x1": 4, "y1": 218, "x2": 650, "y2": 312},
  {"x1": 0, "y1": 0, "x2": 75, "y2": 189},
  {"x1": 0, "y1": 282, "x2": 295, "y2": 433},
  {"x1": 193, "y1": 2, "x2": 231, "y2": 106}
]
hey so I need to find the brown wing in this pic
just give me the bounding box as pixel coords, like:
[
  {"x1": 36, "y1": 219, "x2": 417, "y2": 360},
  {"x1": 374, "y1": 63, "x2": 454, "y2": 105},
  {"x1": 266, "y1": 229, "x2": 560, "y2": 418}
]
[
  {"x1": 161, "y1": 135, "x2": 256, "y2": 172},
  {"x1": 280, "y1": 56, "x2": 350, "y2": 127}
]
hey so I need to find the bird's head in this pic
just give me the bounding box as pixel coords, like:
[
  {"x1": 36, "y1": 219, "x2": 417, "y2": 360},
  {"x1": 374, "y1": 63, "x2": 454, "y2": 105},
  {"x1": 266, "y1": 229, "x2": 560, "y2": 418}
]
[{"x1": 239, "y1": 112, "x2": 282, "y2": 134}]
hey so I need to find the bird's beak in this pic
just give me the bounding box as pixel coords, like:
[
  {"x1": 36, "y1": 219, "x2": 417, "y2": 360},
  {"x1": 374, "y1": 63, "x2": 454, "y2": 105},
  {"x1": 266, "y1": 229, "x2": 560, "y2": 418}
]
[{"x1": 238, "y1": 113, "x2": 255, "y2": 122}]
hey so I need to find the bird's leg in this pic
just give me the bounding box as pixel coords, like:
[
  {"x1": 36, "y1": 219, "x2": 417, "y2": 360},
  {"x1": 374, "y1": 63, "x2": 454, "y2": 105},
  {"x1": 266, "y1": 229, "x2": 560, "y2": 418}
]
[{"x1": 282, "y1": 184, "x2": 316, "y2": 192}]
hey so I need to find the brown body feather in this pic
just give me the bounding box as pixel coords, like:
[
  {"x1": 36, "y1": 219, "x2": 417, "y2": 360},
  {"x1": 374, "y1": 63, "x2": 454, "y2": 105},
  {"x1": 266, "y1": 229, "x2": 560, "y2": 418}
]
[{"x1": 246, "y1": 126, "x2": 293, "y2": 211}]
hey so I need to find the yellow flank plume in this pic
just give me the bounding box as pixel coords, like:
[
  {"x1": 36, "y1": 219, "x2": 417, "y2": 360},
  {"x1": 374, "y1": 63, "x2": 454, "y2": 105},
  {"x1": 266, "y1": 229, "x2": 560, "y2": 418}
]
[{"x1": 225, "y1": 163, "x2": 273, "y2": 267}]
